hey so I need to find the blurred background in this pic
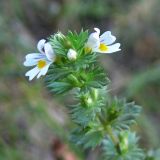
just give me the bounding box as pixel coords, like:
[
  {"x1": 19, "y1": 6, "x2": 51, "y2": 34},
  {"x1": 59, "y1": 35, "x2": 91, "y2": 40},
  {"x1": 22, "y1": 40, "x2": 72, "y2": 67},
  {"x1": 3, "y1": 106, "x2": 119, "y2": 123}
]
[{"x1": 0, "y1": 0, "x2": 160, "y2": 159}]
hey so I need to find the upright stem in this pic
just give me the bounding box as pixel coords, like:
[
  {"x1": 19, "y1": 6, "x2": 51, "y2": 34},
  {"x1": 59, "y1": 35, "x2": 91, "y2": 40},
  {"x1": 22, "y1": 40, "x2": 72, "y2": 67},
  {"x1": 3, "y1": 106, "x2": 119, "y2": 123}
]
[
  {"x1": 106, "y1": 125, "x2": 121, "y2": 154},
  {"x1": 97, "y1": 110, "x2": 121, "y2": 154},
  {"x1": 76, "y1": 68, "x2": 122, "y2": 154},
  {"x1": 106, "y1": 125, "x2": 118, "y2": 145}
]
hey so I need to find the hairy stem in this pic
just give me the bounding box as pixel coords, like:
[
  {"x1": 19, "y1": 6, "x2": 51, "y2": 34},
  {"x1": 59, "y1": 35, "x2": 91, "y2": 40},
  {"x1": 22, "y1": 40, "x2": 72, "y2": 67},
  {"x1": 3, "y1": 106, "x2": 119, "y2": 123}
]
[
  {"x1": 106, "y1": 125, "x2": 121, "y2": 154},
  {"x1": 106, "y1": 125, "x2": 118, "y2": 145}
]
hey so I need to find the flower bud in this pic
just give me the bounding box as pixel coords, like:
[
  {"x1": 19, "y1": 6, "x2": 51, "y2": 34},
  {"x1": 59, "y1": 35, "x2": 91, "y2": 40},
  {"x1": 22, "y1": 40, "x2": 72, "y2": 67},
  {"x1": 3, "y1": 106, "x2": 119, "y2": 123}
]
[
  {"x1": 67, "y1": 74, "x2": 80, "y2": 86},
  {"x1": 87, "y1": 97, "x2": 93, "y2": 105},
  {"x1": 67, "y1": 49, "x2": 77, "y2": 60},
  {"x1": 119, "y1": 132, "x2": 129, "y2": 153},
  {"x1": 90, "y1": 88, "x2": 98, "y2": 101},
  {"x1": 64, "y1": 40, "x2": 72, "y2": 48}
]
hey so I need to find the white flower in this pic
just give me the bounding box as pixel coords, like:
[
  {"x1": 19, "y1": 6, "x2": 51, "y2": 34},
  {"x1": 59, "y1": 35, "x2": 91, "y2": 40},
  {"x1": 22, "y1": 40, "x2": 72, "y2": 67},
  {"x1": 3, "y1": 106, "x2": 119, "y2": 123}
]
[
  {"x1": 85, "y1": 28, "x2": 121, "y2": 54},
  {"x1": 67, "y1": 49, "x2": 77, "y2": 60},
  {"x1": 24, "y1": 39, "x2": 55, "y2": 81},
  {"x1": 37, "y1": 39, "x2": 55, "y2": 61}
]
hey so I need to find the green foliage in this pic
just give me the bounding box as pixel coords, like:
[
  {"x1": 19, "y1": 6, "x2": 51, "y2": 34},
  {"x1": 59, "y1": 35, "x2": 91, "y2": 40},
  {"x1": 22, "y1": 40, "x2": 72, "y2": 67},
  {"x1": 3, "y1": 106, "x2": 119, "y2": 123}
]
[
  {"x1": 145, "y1": 149, "x2": 160, "y2": 160},
  {"x1": 71, "y1": 126, "x2": 104, "y2": 149},
  {"x1": 46, "y1": 64, "x2": 109, "y2": 94},
  {"x1": 45, "y1": 30, "x2": 159, "y2": 159},
  {"x1": 69, "y1": 97, "x2": 142, "y2": 149},
  {"x1": 46, "y1": 30, "x2": 109, "y2": 94},
  {"x1": 49, "y1": 30, "x2": 88, "y2": 58},
  {"x1": 103, "y1": 131, "x2": 144, "y2": 160},
  {"x1": 98, "y1": 98, "x2": 142, "y2": 131},
  {"x1": 69, "y1": 88, "x2": 106, "y2": 124},
  {"x1": 126, "y1": 65, "x2": 160, "y2": 98}
]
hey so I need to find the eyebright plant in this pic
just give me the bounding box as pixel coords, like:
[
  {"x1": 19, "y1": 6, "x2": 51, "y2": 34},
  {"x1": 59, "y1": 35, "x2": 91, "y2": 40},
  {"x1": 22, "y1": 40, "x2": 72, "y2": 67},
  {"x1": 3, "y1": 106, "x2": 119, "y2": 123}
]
[{"x1": 23, "y1": 28, "x2": 159, "y2": 160}]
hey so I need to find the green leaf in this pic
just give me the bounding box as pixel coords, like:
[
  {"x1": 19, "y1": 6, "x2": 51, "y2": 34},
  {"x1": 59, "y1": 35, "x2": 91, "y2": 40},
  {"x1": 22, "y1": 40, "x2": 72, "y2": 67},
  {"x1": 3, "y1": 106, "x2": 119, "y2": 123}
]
[
  {"x1": 69, "y1": 88, "x2": 107, "y2": 126},
  {"x1": 46, "y1": 30, "x2": 109, "y2": 95},
  {"x1": 102, "y1": 131, "x2": 144, "y2": 160},
  {"x1": 49, "y1": 32, "x2": 67, "y2": 57},
  {"x1": 47, "y1": 81, "x2": 72, "y2": 94},
  {"x1": 99, "y1": 98, "x2": 142, "y2": 131},
  {"x1": 71, "y1": 127, "x2": 104, "y2": 149},
  {"x1": 66, "y1": 30, "x2": 88, "y2": 51},
  {"x1": 145, "y1": 149, "x2": 160, "y2": 160}
]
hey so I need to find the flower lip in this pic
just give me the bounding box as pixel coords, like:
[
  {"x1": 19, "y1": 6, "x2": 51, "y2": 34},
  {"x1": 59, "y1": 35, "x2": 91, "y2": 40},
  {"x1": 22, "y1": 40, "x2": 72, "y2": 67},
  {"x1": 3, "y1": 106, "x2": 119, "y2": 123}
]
[
  {"x1": 96, "y1": 43, "x2": 121, "y2": 53},
  {"x1": 25, "y1": 67, "x2": 39, "y2": 81},
  {"x1": 24, "y1": 59, "x2": 52, "y2": 81},
  {"x1": 37, "y1": 60, "x2": 47, "y2": 69},
  {"x1": 23, "y1": 53, "x2": 46, "y2": 67},
  {"x1": 99, "y1": 43, "x2": 108, "y2": 52}
]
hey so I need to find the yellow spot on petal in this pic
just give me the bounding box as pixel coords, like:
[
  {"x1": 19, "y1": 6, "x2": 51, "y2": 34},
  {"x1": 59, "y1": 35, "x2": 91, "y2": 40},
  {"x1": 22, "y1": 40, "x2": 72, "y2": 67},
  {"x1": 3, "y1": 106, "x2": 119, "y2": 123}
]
[
  {"x1": 85, "y1": 47, "x2": 92, "y2": 53},
  {"x1": 37, "y1": 60, "x2": 46, "y2": 69},
  {"x1": 99, "y1": 43, "x2": 108, "y2": 51}
]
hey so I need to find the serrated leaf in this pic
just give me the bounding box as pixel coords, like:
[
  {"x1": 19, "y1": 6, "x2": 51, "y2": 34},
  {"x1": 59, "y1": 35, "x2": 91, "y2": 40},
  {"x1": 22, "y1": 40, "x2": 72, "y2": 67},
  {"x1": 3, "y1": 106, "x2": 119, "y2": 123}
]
[
  {"x1": 69, "y1": 88, "x2": 107, "y2": 126},
  {"x1": 71, "y1": 127, "x2": 104, "y2": 149},
  {"x1": 99, "y1": 98, "x2": 142, "y2": 131},
  {"x1": 102, "y1": 131, "x2": 144, "y2": 160},
  {"x1": 47, "y1": 82, "x2": 72, "y2": 94}
]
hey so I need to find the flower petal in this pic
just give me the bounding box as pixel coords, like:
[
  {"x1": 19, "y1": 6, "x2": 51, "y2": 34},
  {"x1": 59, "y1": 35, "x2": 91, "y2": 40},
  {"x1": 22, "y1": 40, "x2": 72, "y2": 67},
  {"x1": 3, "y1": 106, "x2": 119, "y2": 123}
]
[
  {"x1": 24, "y1": 53, "x2": 47, "y2": 67},
  {"x1": 94, "y1": 27, "x2": 100, "y2": 35},
  {"x1": 37, "y1": 39, "x2": 46, "y2": 53},
  {"x1": 107, "y1": 43, "x2": 121, "y2": 53},
  {"x1": 44, "y1": 43, "x2": 55, "y2": 61},
  {"x1": 96, "y1": 43, "x2": 121, "y2": 54},
  {"x1": 23, "y1": 58, "x2": 37, "y2": 67},
  {"x1": 25, "y1": 67, "x2": 40, "y2": 81},
  {"x1": 100, "y1": 31, "x2": 116, "y2": 45},
  {"x1": 25, "y1": 53, "x2": 45, "y2": 60},
  {"x1": 86, "y1": 31, "x2": 100, "y2": 50}
]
